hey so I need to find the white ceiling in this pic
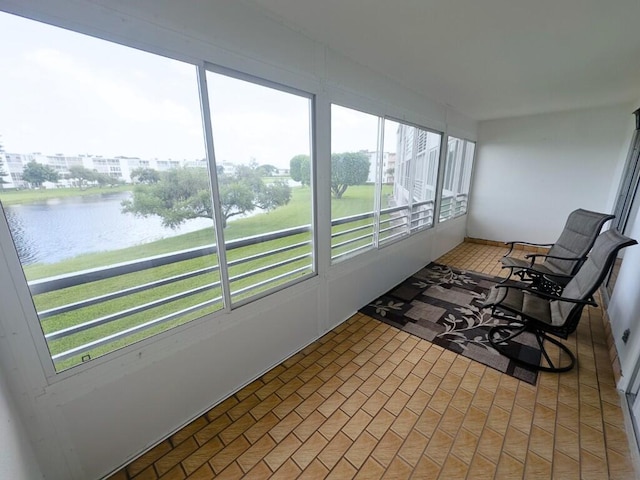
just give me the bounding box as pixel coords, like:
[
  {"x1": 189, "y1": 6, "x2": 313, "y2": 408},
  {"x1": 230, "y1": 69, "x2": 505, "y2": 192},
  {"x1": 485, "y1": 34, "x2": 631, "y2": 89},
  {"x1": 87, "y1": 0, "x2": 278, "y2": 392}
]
[{"x1": 245, "y1": 0, "x2": 640, "y2": 120}]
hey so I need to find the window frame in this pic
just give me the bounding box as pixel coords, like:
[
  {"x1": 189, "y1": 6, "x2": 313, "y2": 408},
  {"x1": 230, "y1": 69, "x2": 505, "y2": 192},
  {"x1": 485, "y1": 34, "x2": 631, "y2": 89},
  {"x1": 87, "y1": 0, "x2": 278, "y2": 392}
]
[
  {"x1": 0, "y1": 25, "x2": 320, "y2": 380},
  {"x1": 379, "y1": 116, "x2": 443, "y2": 245},
  {"x1": 328, "y1": 104, "x2": 445, "y2": 262},
  {"x1": 439, "y1": 135, "x2": 476, "y2": 223},
  {"x1": 0, "y1": 9, "x2": 480, "y2": 381},
  {"x1": 329, "y1": 103, "x2": 381, "y2": 263},
  {"x1": 202, "y1": 62, "x2": 318, "y2": 309}
]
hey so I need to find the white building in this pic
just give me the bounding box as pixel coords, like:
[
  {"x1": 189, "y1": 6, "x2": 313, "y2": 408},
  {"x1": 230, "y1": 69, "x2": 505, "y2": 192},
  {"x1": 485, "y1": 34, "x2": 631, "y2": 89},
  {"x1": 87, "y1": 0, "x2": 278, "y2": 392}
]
[
  {"x1": 365, "y1": 150, "x2": 395, "y2": 184},
  {"x1": 392, "y1": 126, "x2": 441, "y2": 206},
  {"x1": 0, "y1": 153, "x2": 207, "y2": 188}
]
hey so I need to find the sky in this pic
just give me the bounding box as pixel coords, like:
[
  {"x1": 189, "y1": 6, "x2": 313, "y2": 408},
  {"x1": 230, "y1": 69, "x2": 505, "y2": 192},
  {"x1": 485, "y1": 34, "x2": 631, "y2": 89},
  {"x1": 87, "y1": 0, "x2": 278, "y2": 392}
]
[{"x1": 0, "y1": 11, "x2": 398, "y2": 169}]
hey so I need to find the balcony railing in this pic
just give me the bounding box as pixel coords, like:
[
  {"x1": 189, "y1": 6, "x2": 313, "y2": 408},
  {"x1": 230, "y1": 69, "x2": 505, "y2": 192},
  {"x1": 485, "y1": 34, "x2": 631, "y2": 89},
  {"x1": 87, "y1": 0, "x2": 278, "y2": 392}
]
[
  {"x1": 330, "y1": 211, "x2": 375, "y2": 261},
  {"x1": 439, "y1": 193, "x2": 468, "y2": 222},
  {"x1": 30, "y1": 225, "x2": 312, "y2": 369},
  {"x1": 331, "y1": 200, "x2": 435, "y2": 262},
  {"x1": 410, "y1": 199, "x2": 435, "y2": 233},
  {"x1": 32, "y1": 201, "x2": 442, "y2": 371}
]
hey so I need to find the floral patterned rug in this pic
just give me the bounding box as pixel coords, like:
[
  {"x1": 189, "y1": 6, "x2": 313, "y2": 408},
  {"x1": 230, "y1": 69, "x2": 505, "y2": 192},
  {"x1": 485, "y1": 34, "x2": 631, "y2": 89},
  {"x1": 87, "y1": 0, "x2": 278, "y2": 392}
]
[{"x1": 359, "y1": 263, "x2": 540, "y2": 385}]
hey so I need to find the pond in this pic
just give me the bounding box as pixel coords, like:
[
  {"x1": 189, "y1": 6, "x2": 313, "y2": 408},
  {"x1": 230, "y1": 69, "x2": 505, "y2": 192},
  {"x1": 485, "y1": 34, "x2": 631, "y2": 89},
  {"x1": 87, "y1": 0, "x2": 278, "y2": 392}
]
[{"x1": 2, "y1": 191, "x2": 214, "y2": 265}]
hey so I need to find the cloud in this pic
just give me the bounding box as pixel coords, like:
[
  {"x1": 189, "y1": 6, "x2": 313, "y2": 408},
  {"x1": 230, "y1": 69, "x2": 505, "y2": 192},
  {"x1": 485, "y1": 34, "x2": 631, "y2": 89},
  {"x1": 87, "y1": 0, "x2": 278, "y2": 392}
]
[{"x1": 28, "y1": 48, "x2": 198, "y2": 127}]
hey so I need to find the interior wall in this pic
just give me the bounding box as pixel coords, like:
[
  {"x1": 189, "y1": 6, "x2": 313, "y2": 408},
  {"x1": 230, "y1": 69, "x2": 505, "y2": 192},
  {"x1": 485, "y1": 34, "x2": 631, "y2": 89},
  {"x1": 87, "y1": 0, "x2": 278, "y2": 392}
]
[
  {"x1": 0, "y1": 366, "x2": 43, "y2": 479},
  {"x1": 0, "y1": 1, "x2": 476, "y2": 479},
  {"x1": 609, "y1": 202, "x2": 640, "y2": 390},
  {"x1": 608, "y1": 99, "x2": 640, "y2": 390},
  {"x1": 468, "y1": 104, "x2": 634, "y2": 243}
]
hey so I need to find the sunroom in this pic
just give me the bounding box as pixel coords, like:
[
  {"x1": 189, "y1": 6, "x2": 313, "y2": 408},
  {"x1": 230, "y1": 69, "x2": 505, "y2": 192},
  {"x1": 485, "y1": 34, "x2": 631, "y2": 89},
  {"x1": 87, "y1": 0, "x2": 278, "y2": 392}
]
[{"x1": 0, "y1": 1, "x2": 639, "y2": 479}]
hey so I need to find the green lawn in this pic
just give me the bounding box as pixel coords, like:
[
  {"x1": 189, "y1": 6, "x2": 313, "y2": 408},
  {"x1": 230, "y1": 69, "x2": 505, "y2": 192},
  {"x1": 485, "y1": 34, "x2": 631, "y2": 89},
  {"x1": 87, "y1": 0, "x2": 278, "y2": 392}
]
[
  {"x1": 15, "y1": 183, "x2": 394, "y2": 371},
  {"x1": 0, "y1": 185, "x2": 131, "y2": 205}
]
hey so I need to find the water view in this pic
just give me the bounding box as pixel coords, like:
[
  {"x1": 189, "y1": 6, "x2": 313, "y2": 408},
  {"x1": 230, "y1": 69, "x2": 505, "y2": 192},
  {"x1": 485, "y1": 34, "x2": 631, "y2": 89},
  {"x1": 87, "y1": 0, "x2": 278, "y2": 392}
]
[{"x1": 2, "y1": 191, "x2": 214, "y2": 265}]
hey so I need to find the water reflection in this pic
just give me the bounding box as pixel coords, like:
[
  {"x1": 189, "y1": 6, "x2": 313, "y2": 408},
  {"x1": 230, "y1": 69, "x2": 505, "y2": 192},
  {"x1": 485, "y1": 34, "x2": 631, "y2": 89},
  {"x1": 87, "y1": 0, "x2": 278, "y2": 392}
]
[
  {"x1": 2, "y1": 191, "x2": 214, "y2": 265},
  {"x1": 3, "y1": 208, "x2": 38, "y2": 264}
]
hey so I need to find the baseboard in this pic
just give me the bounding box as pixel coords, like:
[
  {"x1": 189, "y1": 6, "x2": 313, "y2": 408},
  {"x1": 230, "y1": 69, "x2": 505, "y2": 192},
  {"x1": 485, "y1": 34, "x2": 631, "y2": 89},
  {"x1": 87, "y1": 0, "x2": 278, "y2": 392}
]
[{"x1": 464, "y1": 237, "x2": 551, "y2": 254}]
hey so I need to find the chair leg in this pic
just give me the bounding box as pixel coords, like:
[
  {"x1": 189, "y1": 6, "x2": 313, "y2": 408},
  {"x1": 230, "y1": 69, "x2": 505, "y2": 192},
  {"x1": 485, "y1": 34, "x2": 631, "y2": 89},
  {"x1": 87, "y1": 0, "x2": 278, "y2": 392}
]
[
  {"x1": 488, "y1": 325, "x2": 576, "y2": 373},
  {"x1": 534, "y1": 332, "x2": 576, "y2": 373}
]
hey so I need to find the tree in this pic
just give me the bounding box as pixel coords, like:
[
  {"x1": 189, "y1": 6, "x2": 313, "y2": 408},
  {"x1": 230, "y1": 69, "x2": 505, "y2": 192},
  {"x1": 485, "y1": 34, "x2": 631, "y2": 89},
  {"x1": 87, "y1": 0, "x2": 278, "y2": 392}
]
[
  {"x1": 218, "y1": 165, "x2": 291, "y2": 226},
  {"x1": 256, "y1": 164, "x2": 277, "y2": 177},
  {"x1": 289, "y1": 154, "x2": 310, "y2": 186},
  {"x1": 122, "y1": 166, "x2": 291, "y2": 229},
  {"x1": 22, "y1": 161, "x2": 59, "y2": 188},
  {"x1": 331, "y1": 152, "x2": 370, "y2": 198},
  {"x1": 130, "y1": 167, "x2": 160, "y2": 184},
  {"x1": 68, "y1": 165, "x2": 97, "y2": 189},
  {"x1": 257, "y1": 180, "x2": 291, "y2": 210},
  {"x1": 95, "y1": 172, "x2": 122, "y2": 187}
]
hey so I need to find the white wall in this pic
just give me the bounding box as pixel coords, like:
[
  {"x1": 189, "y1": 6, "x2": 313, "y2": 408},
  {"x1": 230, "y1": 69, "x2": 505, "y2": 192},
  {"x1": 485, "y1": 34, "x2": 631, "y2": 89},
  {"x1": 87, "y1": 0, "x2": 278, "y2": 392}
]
[
  {"x1": 0, "y1": 1, "x2": 475, "y2": 478},
  {"x1": 608, "y1": 99, "x2": 640, "y2": 390},
  {"x1": 0, "y1": 367, "x2": 43, "y2": 479},
  {"x1": 609, "y1": 202, "x2": 640, "y2": 390},
  {"x1": 468, "y1": 104, "x2": 634, "y2": 243}
]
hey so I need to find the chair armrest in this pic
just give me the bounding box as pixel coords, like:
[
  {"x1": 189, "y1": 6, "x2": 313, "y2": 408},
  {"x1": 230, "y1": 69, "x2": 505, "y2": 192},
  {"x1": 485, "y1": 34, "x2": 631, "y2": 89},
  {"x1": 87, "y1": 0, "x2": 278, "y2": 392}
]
[
  {"x1": 493, "y1": 284, "x2": 598, "y2": 307},
  {"x1": 503, "y1": 241, "x2": 554, "y2": 257},
  {"x1": 524, "y1": 253, "x2": 586, "y2": 263}
]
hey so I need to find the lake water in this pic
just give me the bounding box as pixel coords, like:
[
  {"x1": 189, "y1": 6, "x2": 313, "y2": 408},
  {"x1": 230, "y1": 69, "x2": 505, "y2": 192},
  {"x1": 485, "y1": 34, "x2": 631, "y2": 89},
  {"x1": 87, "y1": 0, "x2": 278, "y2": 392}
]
[{"x1": 2, "y1": 191, "x2": 215, "y2": 265}]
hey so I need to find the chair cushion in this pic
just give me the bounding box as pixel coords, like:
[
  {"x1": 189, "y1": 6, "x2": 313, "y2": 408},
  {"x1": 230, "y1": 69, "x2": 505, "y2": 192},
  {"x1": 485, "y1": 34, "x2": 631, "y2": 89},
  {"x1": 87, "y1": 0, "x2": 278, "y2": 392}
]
[{"x1": 484, "y1": 286, "x2": 553, "y2": 326}]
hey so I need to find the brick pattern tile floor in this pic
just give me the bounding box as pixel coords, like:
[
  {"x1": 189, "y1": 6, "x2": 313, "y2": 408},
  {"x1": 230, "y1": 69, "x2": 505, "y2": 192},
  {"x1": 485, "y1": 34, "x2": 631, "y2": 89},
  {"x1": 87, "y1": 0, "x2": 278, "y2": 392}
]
[{"x1": 111, "y1": 242, "x2": 637, "y2": 479}]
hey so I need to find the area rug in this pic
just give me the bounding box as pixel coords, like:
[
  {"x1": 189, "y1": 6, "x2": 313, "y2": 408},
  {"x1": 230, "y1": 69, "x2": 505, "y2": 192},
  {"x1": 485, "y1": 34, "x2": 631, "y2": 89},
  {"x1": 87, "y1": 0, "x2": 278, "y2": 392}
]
[{"x1": 359, "y1": 263, "x2": 540, "y2": 385}]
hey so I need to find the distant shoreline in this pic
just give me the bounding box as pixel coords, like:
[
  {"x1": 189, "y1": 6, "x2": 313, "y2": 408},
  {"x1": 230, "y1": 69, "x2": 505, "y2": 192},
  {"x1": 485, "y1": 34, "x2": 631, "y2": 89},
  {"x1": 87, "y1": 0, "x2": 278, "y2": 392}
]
[{"x1": 0, "y1": 185, "x2": 132, "y2": 206}]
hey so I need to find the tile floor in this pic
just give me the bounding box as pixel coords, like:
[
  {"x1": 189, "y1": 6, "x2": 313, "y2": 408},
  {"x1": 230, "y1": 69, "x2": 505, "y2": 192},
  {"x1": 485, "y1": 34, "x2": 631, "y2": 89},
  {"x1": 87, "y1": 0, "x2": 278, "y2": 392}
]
[{"x1": 111, "y1": 242, "x2": 638, "y2": 479}]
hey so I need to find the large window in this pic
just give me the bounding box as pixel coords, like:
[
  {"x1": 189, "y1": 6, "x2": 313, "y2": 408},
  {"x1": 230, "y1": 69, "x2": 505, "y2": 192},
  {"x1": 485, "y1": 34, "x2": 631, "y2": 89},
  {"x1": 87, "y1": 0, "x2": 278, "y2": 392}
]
[
  {"x1": 330, "y1": 105, "x2": 442, "y2": 261},
  {"x1": 439, "y1": 136, "x2": 475, "y2": 222},
  {"x1": 206, "y1": 70, "x2": 314, "y2": 305},
  {"x1": 382, "y1": 121, "x2": 441, "y2": 244},
  {"x1": 0, "y1": 12, "x2": 314, "y2": 373},
  {"x1": 330, "y1": 105, "x2": 380, "y2": 261},
  {"x1": 0, "y1": 11, "x2": 474, "y2": 374}
]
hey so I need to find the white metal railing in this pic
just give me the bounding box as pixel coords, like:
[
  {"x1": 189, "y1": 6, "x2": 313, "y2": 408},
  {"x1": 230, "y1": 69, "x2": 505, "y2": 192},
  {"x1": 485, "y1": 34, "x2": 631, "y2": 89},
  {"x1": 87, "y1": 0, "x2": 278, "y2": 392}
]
[
  {"x1": 35, "y1": 196, "x2": 449, "y2": 369},
  {"x1": 439, "y1": 193, "x2": 468, "y2": 222},
  {"x1": 32, "y1": 225, "x2": 313, "y2": 366}
]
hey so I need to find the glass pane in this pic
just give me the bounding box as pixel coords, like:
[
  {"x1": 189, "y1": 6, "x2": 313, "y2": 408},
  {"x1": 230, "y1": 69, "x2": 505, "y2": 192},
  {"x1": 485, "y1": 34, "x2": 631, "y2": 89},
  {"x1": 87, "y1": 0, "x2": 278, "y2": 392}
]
[
  {"x1": 459, "y1": 141, "x2": 475, "y2": 215},
  {"x1": 206, "y1": 72, "x2": 313, "y2": 304},
  {"x1": 380, "y1": 121, "x2": 439, "y2": 243},
  {"x1": 330, "y1": 105, "x2": 379, "y2": 262},
  {"x1": 379, "y1": 120, "x2": 409, "y2": 244},
  {"x1": 411, "y1": 130, "x2": 441, "y2": 232},
  {"x1": 0, "y1": 13, "x2": 221, "y2": 371},
  {"x1": 440, "y1": 137, "x2": 473, "y2": 222}
]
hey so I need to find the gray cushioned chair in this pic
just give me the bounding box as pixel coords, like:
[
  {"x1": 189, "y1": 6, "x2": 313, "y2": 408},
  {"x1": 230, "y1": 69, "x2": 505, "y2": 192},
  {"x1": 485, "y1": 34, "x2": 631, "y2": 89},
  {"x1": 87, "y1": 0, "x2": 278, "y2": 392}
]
[
  {"x1": 484, "y1": 229, "x2": 636, "y2": 372},
  {"x1": 501, "y1": 208, "x2": 614, "y2": 292}
]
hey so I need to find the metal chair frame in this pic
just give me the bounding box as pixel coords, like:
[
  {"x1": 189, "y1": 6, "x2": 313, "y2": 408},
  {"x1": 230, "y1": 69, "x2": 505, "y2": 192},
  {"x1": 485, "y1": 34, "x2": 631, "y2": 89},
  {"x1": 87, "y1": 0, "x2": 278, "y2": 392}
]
[
  {"x1": 486, "y1": 229, "x2": 636, "y2": 373},
  {"x1": 501, "y1": 209, "x2": 614, "y2": 293}
]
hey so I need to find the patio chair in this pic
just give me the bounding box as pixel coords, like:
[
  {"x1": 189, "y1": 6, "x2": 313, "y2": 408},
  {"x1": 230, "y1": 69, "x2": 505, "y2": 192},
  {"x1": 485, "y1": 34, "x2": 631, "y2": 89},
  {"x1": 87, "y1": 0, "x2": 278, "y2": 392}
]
[
  {"x1": 484, "y1": 229, "x2": 636, "y2": 372},
  {"x1": 501, "y1": 208, "x2": 614, "y2": 292}
]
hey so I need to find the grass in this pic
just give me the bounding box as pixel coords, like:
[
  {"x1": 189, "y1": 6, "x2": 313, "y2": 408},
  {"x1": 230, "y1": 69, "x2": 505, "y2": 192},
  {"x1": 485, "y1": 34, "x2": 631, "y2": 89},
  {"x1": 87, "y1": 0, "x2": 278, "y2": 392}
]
[
  {"x1": 17, "y1": 183, "x2": 394, "y2": 371},
  {"x1": 0, "y1": 185, "x2": 131, "y2": 205}
]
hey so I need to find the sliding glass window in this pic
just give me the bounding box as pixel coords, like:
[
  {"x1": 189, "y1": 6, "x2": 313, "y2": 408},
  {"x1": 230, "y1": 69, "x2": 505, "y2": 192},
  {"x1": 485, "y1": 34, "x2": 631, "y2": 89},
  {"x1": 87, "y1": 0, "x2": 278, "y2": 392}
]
[
  {"x1": 380, "y1": 120, "x2": 441, "y2": 244},
  {"x1": 205, "y1": 70, "x2": 314, "y2": 305},
  {"x1": 330, "y1": 105, "x2": 380, "y2": 262},
  {"x1": 329, "y1": 104, "x2": 443, "y2": 260},
  {"x1": 0, "y1": 12, "x2": 221, "y2": 371},
  {"x1": 439, "y1": 137, "x2": 475, "y2": 222},
  {"x1": 0, "y1": 12, "x2": 315, "y2": 373}
]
